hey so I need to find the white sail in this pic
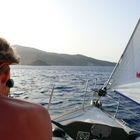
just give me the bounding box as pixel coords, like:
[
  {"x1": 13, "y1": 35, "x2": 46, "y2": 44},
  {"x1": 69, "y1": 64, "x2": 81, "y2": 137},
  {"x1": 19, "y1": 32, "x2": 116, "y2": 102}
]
[{"x1": 106, "y1": 18, "x2": 140, "y2": 104}]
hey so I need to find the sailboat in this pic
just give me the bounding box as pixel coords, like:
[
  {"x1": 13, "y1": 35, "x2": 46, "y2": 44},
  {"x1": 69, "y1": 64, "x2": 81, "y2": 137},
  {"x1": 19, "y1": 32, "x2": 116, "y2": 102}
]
[{"x1": 51, "y1": 19, "x2": 140, "y2": 140}]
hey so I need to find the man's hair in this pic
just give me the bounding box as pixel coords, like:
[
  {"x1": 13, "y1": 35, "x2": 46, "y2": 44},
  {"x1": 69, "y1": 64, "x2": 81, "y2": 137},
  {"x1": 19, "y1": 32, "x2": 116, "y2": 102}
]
[{"x1": 0, "y1": 38, "x2": 20, "y2": 64}]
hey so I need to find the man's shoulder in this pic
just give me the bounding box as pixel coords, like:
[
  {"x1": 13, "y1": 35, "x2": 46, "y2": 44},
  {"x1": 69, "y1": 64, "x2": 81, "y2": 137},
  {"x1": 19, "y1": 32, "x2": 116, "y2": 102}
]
[
  {"x1": 0, "y1": 96, "x2": 52, "y2": 140},
  {"x1": 1, "y1": 95, "x2": 48, "y2": 113}
]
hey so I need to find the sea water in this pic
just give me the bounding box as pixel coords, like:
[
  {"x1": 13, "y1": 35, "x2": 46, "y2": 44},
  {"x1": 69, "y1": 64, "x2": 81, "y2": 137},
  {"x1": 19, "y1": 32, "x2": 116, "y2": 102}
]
[{"x1": 10, "y1": 65, "x2": 140, "y2": 131}]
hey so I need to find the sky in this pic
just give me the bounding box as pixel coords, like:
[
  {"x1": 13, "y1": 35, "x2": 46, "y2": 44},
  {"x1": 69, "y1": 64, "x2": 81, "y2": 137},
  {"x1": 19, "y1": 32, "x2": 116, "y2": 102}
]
[{"x1": 0, "y1": 0, "x2": 140, "y2": 62}]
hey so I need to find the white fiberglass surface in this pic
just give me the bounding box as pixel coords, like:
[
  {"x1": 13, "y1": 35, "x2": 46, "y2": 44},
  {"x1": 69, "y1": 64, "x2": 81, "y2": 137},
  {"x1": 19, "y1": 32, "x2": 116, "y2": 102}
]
[{"x1": 53, "y1": 106, "x2": 123, "y2": 128}]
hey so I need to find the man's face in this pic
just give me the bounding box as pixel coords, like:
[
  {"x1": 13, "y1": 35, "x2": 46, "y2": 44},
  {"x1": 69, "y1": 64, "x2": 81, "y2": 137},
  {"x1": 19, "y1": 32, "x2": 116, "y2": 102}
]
[{"x1": 2, "y1": 84, "x2": 10, "y2": 96}]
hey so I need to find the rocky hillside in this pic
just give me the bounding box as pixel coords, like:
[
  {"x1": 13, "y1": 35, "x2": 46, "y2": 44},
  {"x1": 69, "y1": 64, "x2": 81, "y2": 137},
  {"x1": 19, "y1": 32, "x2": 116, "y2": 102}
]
[{"x1": 13, "y1": 45, "x2": 115, "y2": 66}]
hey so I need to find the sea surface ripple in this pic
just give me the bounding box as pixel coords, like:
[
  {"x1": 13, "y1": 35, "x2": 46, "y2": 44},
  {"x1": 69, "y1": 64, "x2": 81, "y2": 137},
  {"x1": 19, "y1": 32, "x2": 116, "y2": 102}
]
[{"x1": 10, "y1": 65, "x2": 140, "y2": 131}]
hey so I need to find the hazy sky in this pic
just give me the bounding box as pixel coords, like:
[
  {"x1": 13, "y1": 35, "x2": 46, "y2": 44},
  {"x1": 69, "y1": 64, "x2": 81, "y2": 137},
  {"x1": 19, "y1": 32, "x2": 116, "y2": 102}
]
[{"x1": 0, "y1": 0, "x2": 139, "y2": 62}]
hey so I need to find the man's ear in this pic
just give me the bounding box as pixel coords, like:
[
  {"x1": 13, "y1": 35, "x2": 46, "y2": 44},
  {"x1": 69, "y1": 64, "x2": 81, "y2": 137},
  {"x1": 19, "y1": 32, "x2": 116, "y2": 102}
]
[
  {"x1": 0, "y1": 64, "x2": 10, "y2": 84},
  {"x1": 1, "y1": 69, "x2": 10, "y2": 84}
]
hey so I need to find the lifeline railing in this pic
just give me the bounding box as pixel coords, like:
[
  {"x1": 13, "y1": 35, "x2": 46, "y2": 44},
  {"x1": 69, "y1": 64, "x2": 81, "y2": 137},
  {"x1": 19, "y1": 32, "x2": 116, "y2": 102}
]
[
  {"x1": 47, "y1": 78, "x2": 140, "y2": 122},
  {"x1": 48, "y1": 85, "x2": 55, "y2": 110},
  {"x1": 47, "y1": 80, "x2": 91, "y2": 111},
  {"x1": 91, "y1": 78, "x2": 140, "y2": 121}
]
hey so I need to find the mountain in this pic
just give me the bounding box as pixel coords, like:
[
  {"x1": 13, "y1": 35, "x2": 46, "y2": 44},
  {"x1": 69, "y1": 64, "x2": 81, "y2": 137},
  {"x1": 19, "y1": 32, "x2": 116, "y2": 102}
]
[{"x1": 13, "y1": 45, "x2": 115, "y2": 66}]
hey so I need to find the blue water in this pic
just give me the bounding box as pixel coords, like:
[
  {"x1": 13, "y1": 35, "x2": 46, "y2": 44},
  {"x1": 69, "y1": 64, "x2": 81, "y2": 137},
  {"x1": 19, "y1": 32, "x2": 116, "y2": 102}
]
[{"x1": 10, "y1": 65, "x2": 140, "y2": 132}]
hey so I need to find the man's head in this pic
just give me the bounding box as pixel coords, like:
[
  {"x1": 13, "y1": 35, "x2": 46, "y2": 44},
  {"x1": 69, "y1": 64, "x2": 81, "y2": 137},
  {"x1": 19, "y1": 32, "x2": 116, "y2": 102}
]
[
  {"x1": 0, "y1": 38, "x2": 20, "y2": 64},
  {"x1": 0, "y1": 37, "x2": 20, "y2": 96}
]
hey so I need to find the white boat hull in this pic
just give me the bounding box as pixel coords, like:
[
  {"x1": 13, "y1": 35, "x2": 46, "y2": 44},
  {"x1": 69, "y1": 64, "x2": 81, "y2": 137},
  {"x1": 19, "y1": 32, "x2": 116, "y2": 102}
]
[{"x1": 52, "y1": 104, "x2": 135, "y2": 140}]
